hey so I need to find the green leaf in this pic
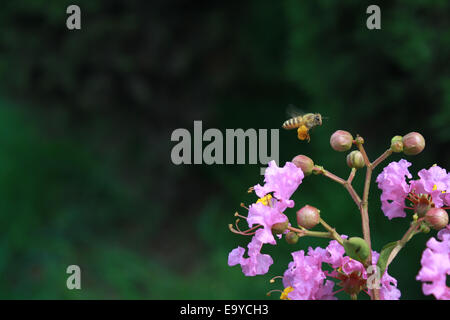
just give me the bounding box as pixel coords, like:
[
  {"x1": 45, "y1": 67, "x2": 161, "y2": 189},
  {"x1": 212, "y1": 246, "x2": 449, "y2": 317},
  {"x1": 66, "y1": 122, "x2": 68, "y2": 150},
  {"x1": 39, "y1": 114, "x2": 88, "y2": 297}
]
[{"x1": 376, "y1": 241, "x2": 399, "y2": 276}]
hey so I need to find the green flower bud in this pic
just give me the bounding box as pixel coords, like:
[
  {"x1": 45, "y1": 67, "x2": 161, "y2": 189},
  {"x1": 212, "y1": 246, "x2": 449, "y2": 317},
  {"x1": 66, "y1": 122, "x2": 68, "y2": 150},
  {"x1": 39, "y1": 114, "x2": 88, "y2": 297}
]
[
  {"x1": 330, "y1": 130, "x2": 354, "y2": 152},
  {"x1": 272, "y1": 221, "x2": 289, "y2": 235},
  {"x1": 346, "y1": 151, "x2": 365, "y2": 169},
  {"x1": 425, "y1": 208, "x2": 449, "y2": 230},
  {"x1": 285, "y1": 232, "x2": 299, "y2": 244},
  {"x1": 296, "y1": 205, "x2": 320, "y2": 229},
  {"x1": 292, "y1": 155, "x2": 314, "y2": 176},
  {"x1": 419, "y1": 223, "x2": 430, "y2": 234},
  {"x1": 402, "y1": 132, "x2": 425, "y2": 156},
  {"x1": 343, "y1": 237, "x2": 370, "y2": 263},
  {"x1": 390, "y1": 136, "x2": 403, "y2": 153}
]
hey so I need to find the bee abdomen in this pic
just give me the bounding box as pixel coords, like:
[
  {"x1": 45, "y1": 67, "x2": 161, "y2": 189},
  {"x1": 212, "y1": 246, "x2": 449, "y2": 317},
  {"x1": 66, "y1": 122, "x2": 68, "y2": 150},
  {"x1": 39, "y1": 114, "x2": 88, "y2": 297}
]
[{"x1": 282, "y1": 117, "x2": 301, "y2": 129}]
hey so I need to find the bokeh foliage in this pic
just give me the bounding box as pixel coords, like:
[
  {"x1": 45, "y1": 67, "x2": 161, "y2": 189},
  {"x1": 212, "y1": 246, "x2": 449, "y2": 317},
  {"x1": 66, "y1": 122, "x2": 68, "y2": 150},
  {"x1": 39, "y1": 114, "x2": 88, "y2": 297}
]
[{"x1": 0, "y1": 0, "x2": 448, "y2": 299}]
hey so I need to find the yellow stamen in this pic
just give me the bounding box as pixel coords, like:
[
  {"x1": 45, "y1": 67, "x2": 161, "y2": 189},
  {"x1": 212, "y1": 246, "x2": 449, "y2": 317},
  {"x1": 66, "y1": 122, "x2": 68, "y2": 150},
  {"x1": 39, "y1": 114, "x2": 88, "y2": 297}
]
[
  {"x1": 280, "y1": 286, "x2": 294, "y2": 300},
  {"x1": 257, "y1": 194, "x2": 273, "y2": 206},
  {"x1": 432, "y1": 184, "x2": 438, "y2": 191}
]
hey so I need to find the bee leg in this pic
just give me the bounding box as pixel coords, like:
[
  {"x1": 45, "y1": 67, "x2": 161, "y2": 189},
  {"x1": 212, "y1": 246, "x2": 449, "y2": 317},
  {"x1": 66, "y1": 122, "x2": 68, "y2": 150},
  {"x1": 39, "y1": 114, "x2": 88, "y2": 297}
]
[{"x1": 306, "y1": 133, "x2": 311, "y2": 143}]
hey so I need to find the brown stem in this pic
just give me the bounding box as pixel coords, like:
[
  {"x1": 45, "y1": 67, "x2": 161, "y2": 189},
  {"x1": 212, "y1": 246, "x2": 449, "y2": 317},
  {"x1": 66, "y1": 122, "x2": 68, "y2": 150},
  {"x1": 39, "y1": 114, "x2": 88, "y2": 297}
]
[
  {"x1": 371, "y1": 149, "x2": 393, "y2": 169},
  {"x1": 385, "y1": 219, "x2": 423, "y2": 269},
  {"x1": 313, "y1": 166, "x2": 361, "y2": 208},
  {"x1": 347, "y1": 168, "x2": 356, "y2": 184},
  {"x1": 356, "y1": 138, "x2": 378, "y2": 300},
  {"x1": 287, "y1": 226, "x2": 334, "y2": 240},
  {"x1": 319, "y1": 218, "x2": 344, "y2": 246}
]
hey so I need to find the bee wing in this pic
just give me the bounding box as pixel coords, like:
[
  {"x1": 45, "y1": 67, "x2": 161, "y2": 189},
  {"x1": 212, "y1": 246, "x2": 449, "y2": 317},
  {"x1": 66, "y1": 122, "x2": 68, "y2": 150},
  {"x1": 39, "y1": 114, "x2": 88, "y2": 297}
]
[{"x1": 286, "y1": 104, "x2": 305, "y2": 118}]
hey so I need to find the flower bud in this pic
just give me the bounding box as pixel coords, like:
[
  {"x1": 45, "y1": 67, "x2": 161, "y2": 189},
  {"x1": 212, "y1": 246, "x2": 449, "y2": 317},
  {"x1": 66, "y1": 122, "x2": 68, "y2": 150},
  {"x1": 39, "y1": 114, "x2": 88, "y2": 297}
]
[
  {"x1": 390, "y1": 136, "x2": 403, "y2": 153},
  {"x1": 330, "y1": 130, "x2": 353, "y2": 152},
  {"x1": 343, "y1": 237, "x2": 370, "y2": 263},
  {"x1": 419, "y1": 223, "x2": 430, "y2": 234},
  {"x1": 285, "y1": 232, "x2": 299, "y2": 244},
  {"x1": 346, "y1": 151, "x2": 365, "y2": 169},
  {"x1": 271, "y1": 221, "x2": 289, "y2": 235},
  {"x1": 292, "y1": 155, "x2": 314, "y2": 176},
  {"x1": 296, "y1": 205, "x2": 320, "y2": 229},
  {"x1": 425, "y1": 208, "x2": 448, "y2": 230},
  {"x1": 402, "y1": 132, "x2": 425, "y2": 155}
]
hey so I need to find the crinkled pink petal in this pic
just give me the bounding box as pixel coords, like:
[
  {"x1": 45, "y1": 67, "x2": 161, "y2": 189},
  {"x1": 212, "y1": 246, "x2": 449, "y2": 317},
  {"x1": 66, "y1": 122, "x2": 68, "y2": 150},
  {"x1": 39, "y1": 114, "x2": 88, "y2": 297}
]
[
  {"x1": 381, "y1": 200, "x2": 407, "y2": 220},
  {"x1": 416, "y1": 226, "x2": 450, "y2": 300},
  {"x1": 254, "y1": 160, "x2": 304, "y2": 204},
  {"x1": 376, "y1": 159, "x2": 412, "y2": 219},
  {"x1": 228, "y1": 237, "x2": 273, "y2": 277},
  {"x1": 228, "y1": 246, "x2": 245, "y2": 266},
  {"x1": 247, "y1": 201, "x2": 288, "y2": 245},
  {"x1": 410, "y1": 166, "x2": 450, "y2": 208}
]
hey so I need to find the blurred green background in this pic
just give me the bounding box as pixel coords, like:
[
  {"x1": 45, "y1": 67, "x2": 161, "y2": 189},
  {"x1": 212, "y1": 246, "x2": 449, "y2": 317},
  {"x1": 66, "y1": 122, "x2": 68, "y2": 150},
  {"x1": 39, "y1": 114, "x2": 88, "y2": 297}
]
[{"x1": 0, "y1": 0, "x2": 448, "y2": 299}]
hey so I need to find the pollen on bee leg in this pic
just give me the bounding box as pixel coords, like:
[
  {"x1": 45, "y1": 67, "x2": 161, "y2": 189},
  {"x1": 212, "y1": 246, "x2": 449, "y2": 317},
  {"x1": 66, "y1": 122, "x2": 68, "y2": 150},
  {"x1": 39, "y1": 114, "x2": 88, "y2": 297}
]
[{"x1": 297, "y1": 125, "x2": 309, "y2": 141}]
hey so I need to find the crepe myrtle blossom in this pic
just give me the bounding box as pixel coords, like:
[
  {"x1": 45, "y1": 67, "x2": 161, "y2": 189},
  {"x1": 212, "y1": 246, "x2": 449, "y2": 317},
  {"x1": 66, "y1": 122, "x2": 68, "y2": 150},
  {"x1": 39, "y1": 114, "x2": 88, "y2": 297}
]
[
  {"x1": 416, "y1": 226, "x2": 450, "y2": 300},
  {"x1": 228, "y1": 160, "x2": 304, "y2": 276},
  {"x1": 376, "y1": 160, "x2": 450, "y2": 220},
  {"x1": 228, "y1": 236, "x2": 273, "y2": 277},
  {"x1": 254, "y1": 160, "x2": 304, "y2": 210},
  {"x1": 248, "y1": 160, "x2": 304, "y2": 245},
  {"x1": 278, "y1": 239, "x2": 401, "y2": 300},
  {"x1": 228, "y1": 127, "x2": 447, "y2": 300}
]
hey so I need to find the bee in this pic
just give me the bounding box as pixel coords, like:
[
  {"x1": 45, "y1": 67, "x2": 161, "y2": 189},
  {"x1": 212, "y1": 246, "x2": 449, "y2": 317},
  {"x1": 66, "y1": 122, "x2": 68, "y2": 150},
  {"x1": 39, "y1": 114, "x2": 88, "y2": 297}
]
[{"x1": 282, "y1": 106, "x2": 323, "y2": 142}]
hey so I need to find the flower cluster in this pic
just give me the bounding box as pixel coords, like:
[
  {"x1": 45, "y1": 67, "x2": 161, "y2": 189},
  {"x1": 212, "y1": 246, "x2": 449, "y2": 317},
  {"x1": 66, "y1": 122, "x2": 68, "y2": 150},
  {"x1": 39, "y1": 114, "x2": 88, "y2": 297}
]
[
  {"x1": 228, "y1": 128, "x2": 449, "y2": 300},
  {"x1": 376, "y1": 160, "x2": 450, "y2": 220},
  {"x1": 228, "y1": 160, "x2": 303, "y2": 276},
  {"x1": 280, "y1": 238, "x2": 400, "y2": 300}
]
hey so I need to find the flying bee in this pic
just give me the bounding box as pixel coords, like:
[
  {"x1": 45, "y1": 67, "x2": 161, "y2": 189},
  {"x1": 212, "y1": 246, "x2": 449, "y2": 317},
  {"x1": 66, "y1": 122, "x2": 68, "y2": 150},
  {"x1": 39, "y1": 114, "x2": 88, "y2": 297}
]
[{"x1": 282, "y1": 105, "x2": 323, "y2": 142}]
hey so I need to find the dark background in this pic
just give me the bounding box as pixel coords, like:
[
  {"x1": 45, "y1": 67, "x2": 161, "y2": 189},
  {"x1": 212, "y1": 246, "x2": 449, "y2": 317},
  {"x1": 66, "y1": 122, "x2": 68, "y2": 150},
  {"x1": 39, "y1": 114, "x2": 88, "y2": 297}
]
[{"x1": 0, "y1": 0, "x2": 448, "y2": 299}]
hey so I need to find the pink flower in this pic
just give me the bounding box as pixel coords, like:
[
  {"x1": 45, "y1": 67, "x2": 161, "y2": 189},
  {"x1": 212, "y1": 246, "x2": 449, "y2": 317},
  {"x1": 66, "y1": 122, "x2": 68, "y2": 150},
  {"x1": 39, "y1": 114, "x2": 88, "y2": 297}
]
[
  {"x1": 281, "y1": 239, "x2": 401, "y2": 300},
  {"x1": 228, "y1": 236, "x2": 273, "y2": 277},
  {"x1": 376, "y1": 161, "x2": 450, "y2": 220},
  {"x1": 282, "y1": 250, "x2": 335, "y2": 300},
  {"x1": 416, "y1": 226, "x2": 450, "y2": 300},
  {"x1": 254, "y1": 160, "x2": 304, "y2": 209},
  {"x1": 410, "y1": 166, "x2": 450, "y2": 208},
  {"x1": 247, "y1": 200, "x2": 288, "y2": 245},
  {"x1": 375, "y1": 159, "x2": 412, "y2": 219}
]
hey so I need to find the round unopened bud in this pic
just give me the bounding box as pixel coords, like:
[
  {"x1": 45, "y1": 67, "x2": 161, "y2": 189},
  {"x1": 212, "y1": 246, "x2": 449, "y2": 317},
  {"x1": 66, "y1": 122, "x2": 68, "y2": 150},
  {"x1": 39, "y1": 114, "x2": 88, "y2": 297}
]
[
  {"x1": 390, "y1": 136, "x2": 404, "y2": 153},
  {"x1": 285, "y1": 232, "x2": 299, "y2": 244},
  {"x1": 330, "y1": 130, "x2": 354, "y2": 152},
  {"x1": 292, "y1": 155, "x2": 314, "y2": 176},
  {"x1": 425, "y1": 208, "x2": 449, "y2": 230},
  {"x1": 346, "y1": 151, "x2": 365, "y2": 169},
  {"x1": 272, "y1": 221, "x2": 289, "y2": 235},
  {"x1": 402, "y1": 132, "x2": 425, "y2": 156},
  {"x1": 296, "y1": 205, "x2": 320, "y2": 229},
  {"x1": 343, "y1": 237, "x2": 370, "y2": 263}
]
